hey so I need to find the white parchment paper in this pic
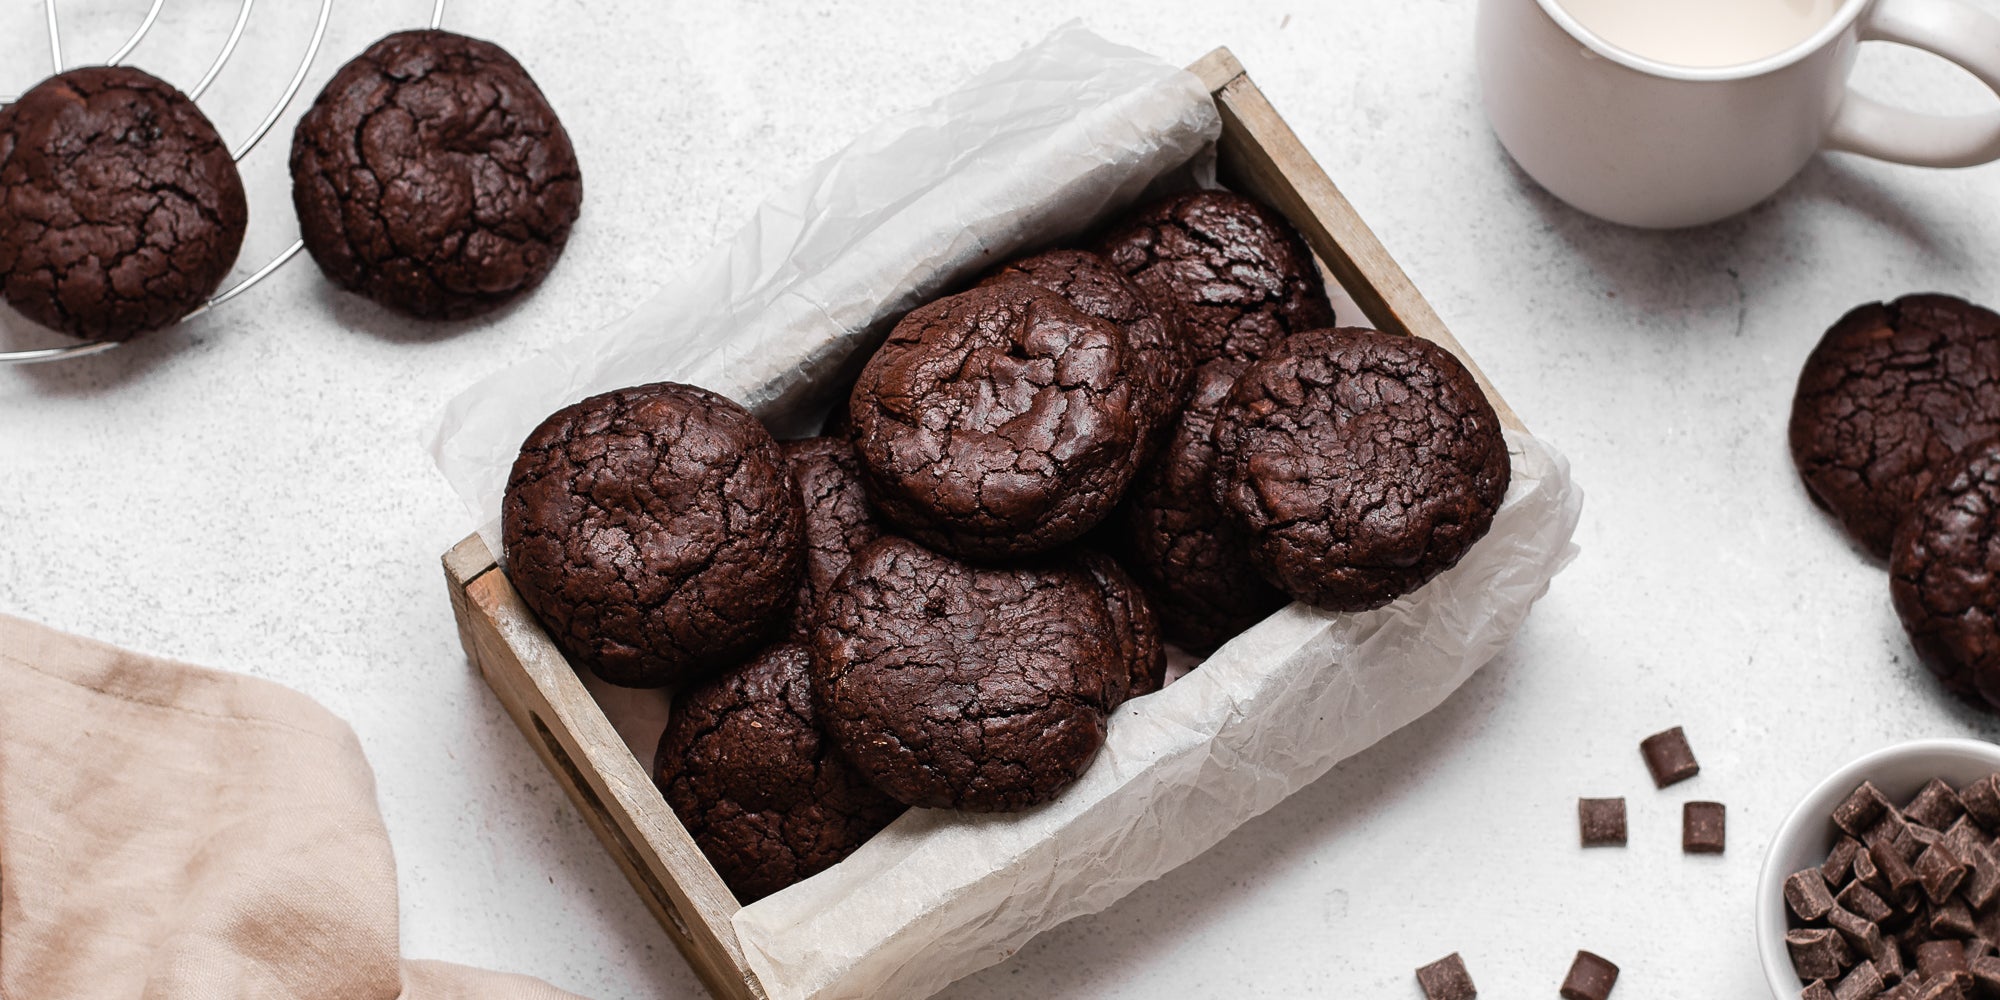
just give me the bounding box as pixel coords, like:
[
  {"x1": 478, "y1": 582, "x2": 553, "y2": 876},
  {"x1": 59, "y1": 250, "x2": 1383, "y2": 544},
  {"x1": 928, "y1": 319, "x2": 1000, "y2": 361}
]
[{"x1": 428, "y1": 24, "x2": 1584, "y2": 1000}]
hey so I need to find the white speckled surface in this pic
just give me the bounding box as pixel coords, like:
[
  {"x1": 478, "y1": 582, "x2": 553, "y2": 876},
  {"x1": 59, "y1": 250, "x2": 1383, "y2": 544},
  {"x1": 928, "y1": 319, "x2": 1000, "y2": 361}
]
[{"x1": 3, "y1": 2, "x2": 1999, "y2": 997}]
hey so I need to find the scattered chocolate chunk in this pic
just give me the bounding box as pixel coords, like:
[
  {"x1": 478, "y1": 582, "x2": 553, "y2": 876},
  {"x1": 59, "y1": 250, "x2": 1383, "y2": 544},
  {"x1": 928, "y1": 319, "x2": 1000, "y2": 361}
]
[
  {"x1": 1919, "y1": 843, "x2": 1971, "y2": 905},
  {"x1": 1684, "y1": 801, "x2": 1726, "y2": 854},
  {"x1": 1791, "y1": 869, "x2": 1840, "y2": 922},
  {"x1": 1961, "y1": 775, "x2": 2000, "y2": 830},
  {"x1": 1790, "y1": 928, "x2": 1854, "y2": 980},
  {"x1": 1640, "y1": 727, "x2": 1700, "y2": 788},
  {"x1": 1826, "y1": 836, "x2": 1865, "y2": 885},
  {"x1": 1579, "y1": 798, "x2": 1627, "y2": 847},
  {"x1": 1416, "y1": 953, "x2": 1477, "y2": 1000},
  {"x1": 1837, "y1": 881, "x2": 1893, "y2": 924},
  {"x1": 1837, "y1": 783, "x2": 1894, "y2": 838},
  {"x1": 1910, "y1": 780, "x2": 1970, "y2": 829},
  {"x1": 1920, "y1": 940, "x2": 1972, "y2": 981},
  {"x1": 1835, "y1": 959, "x2": 1884, "y2": 1000},
  {"x1": 1559, "y1": 950, "x2": 1619, "y2": 1000}
]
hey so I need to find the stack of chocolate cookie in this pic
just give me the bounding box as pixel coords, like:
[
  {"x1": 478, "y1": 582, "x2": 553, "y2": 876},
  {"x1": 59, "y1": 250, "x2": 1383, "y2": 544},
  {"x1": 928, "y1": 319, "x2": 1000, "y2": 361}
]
[
  {"x1": 499, "y1": 189, "x2": 1513, "y2": 902},
  {"x1": 1789, "y1": 295, "x2": 2000, "y2": 713}
]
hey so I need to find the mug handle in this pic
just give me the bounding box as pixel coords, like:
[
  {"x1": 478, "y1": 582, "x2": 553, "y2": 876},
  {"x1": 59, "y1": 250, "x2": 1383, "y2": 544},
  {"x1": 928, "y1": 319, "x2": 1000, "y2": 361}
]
[{"x1": 1824, "y1": 0, "x2": 2000, "y2": 167}]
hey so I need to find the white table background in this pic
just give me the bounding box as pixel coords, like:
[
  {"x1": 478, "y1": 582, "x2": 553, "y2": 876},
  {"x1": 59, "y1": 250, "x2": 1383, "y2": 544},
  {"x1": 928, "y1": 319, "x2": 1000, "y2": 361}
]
[{"x1": 4, "y1": 1, "x2": 1999, "y2": 996}]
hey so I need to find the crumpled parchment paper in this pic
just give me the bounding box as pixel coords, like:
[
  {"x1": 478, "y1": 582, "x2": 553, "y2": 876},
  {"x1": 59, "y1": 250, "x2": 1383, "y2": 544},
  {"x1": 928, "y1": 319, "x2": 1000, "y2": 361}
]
[{"x1": 428, "y1": 24, "x2": 1583, "y2": 1000}]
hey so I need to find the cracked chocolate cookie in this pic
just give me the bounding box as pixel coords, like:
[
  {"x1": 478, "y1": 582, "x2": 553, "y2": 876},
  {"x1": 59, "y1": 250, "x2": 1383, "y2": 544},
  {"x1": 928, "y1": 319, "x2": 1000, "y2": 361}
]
[
  {"x1": 848, "y1": 283, "x2": 1144, "y2": 559},
  {"x1": 1080, "y1": 551, "x2": 1168, "y2": 701},
  {"x1": 0, "y1": 66, "x2": 247, "y2": 341},
  {"x1": 1119, "y1": 357, "x2": 1290, "y2": 652},
  {"x1": 811, "y1": 537, "x2": 1122, "y2": 811},
  {"x1": 502, "y1": 382, "x2": 803, "y2": 688},
  {"x1": 780, "y1": 436, "x2": 884, "y2": 641},
  {"x1": 1212, "y1": 328, "x2": 1510, "y2": 613},
  {"x1": 977, "y1": 248, "x2": 1191, "y2": 450},
  {"x1": 1097, "y1": 190, "x2": 1336, "y2": 364},
  {"x1": 290, "y1": 30, "x2": 582, "y2": 320},
  {"x1": 1791, "y1": 295, "x2": 2000, "y2": 559},
  {"x1": 654, "y1": 643, "x2": 904, "y2": 902},
  {"x1": 1891, "y1": 437, "x2": 2000, "y2": 711}
]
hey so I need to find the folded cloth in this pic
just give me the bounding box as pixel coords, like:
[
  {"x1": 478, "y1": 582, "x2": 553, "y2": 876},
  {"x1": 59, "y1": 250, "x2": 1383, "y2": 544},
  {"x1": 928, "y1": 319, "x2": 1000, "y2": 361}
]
[{"x1": 0, "y1": 613, "x2": 585, "y2": 1000}]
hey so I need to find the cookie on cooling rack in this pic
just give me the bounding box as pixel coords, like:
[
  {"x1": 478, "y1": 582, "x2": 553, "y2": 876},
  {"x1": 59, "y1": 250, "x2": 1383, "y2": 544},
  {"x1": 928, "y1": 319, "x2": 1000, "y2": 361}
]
[
  {"x1": 290, "y1": 29, "x2": 583, "y2": 320},
  {"x1": 0, "y1": 67, "x2": 248, "y2": 341}
]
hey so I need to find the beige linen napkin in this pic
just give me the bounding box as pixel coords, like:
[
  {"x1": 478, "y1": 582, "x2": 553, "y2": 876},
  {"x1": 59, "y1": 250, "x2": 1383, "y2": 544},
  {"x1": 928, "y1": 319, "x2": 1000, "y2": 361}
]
[{"x1": 0, "y1": 613, "x2": 586, "y2": 1000}]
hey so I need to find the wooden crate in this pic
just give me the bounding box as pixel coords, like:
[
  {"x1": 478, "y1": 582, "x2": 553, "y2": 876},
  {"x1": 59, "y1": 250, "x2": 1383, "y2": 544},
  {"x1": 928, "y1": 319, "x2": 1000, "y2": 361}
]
[{"x1": 441, "y1": 48, "x2": 1527, "y2": 1000}]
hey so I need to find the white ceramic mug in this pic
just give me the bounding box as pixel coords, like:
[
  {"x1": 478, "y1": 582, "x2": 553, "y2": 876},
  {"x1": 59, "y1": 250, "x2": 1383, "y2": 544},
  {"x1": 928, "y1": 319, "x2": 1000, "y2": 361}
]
[{"x1": 1477, "y1": 0, "x2": 2000, "y2": 228}]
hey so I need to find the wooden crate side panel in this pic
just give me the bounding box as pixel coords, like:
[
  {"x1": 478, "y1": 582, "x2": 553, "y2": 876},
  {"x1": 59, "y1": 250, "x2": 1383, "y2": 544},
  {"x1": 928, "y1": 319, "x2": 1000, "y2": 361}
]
[
  {"x1": 443, "y1": 543, "x2": 765, "y2": 1000},
  {"x1": 1206, "y1": 74, "x2": 1527, "y2": 434}
]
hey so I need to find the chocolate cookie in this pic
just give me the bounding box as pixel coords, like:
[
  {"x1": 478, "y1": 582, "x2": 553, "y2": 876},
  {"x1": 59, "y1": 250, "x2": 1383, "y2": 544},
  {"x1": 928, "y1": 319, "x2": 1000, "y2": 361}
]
[
  {"x1": 290, "y1": 30, "x2": 583, "y2": 320},
  {"x1": 1080, "y1": 551, "x2": 1168, "y2": 701},
  {"x1": 1891, "y1": 437, "x2": 2000, "y2": 711},
  {"x1": 848, "y1": 283, "x2": 1144, "y2": 559},
  {"x1": 1791, "y1": 295, "x2": 2000, "y2": 559},
  {"x1": 780, "y1": 436, "x2": 883, "y2": 641},
  {"x1": 654, "y1": 643, "x2": 904, "y2": 902},
  {"x1": 502, "y1": 382, "x2": 803, "y2": 688},
  {"x1": 978, "y1": 248, "x2": 1191, "y2": 449},
  {"x1": 0, "y1": 67, "x2": 246, "y2": 341},
  {"x1": 1212, "y1": 328, "x2": 1510, "y2": 612},
  {"x1": 1119, "y1": 357, "x2": 1290, "y2": 652},
  {"x1": 1097, "y1": 190, "x2": 1336, "y2": 364},
  {"x1": 811, "y1": 537, "x2": 1122, "y2": 811}
]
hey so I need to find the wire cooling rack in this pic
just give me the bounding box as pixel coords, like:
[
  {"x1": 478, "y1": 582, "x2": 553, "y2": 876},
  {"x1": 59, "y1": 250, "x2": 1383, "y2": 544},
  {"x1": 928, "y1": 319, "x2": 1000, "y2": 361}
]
[{"x1": 0, "y1": 0, "x2": 448, "y2": 365}]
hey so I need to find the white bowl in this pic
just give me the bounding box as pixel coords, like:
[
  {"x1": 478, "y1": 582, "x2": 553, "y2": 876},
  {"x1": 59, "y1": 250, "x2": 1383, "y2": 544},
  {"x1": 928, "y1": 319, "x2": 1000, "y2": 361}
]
[{"x1": 1757, "y1": 738, "x2": 2000, "y2": 998}]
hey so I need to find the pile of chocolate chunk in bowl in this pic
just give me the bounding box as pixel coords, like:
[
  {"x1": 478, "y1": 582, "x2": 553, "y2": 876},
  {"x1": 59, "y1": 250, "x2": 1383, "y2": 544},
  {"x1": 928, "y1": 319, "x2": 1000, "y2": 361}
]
[
  {"x1": 498, "y1": 188, "x2": 1512, "y2": 903},
  {"x1": 1783, "y1": 775, "x2": 2000, "y2": 999}
]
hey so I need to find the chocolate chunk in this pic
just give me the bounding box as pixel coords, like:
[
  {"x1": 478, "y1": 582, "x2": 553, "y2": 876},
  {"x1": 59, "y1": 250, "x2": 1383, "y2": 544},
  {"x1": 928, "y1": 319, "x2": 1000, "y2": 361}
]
[
  {"x1": 1790, "y1": 928, "x2": 1855, "y2": 981},
  {"x1": 1835, "y1": 959, "x2": 1885, "y2": 1000},
  {"x1": 1900, "y1": 823, "x2": 1946, "y2": 864},
  {"x1": 1960, "y1": 775, "x2": 2000, "y2": 831},
  {"x1": 1937, "y1": 900, "x2": 1979, "y2": 939},
  {"x1": 1918, "y1": 973, "x2": 1972, "y2": 1000},
  {"x1": 1416, "y1": 953, "x2": 1477, "y2": 1000},
  {"x1": 1640, "y1": 727, "x2": 1700, "y2": 788},
  {"x1": 1827, "y1": 836, "x2": 1866, "y2": 886},
  {"x1": 1912, "y1": 780, "x2": 1972, "y2": 829},
  {"x1": 1831, "y1": 906, "x2": 1889, "y2": 960},
  {"x1": 1684, "y1": 801, "x2": 1726, "y2": 854},
  {"x1": 1972, "y1": 954, "x2": 2000, "y2": 992},
  {"x1": 1856, "y1": 846, "x2": 1887, "y2": 895},
  {"x1": 1878, "y1": 982, "x2": 1919, "y2": 1000},
  {"x1": 1791, "y1": 868, "x2": 1840, "y2": 922},
  {"x1": 1921, "y1": 940, "x2": 1973, "y2": 980},
  {"x1": 1838, "y1": 881, "x2": 1894, "y2": 924},
  {"x1": 1871, "y1": 809, "x2": 1915, "y2": 857},
  {"x1": 1943, "y1": 817, "x2": 1986, "y2": 862},
  {"x1": 1920, "y1": 843, "x2": 1972, "y2": 905},
  {"x1": 1560, "y1": 950, "x2": 1619, "y2": 1000},
  {"x1": 1580, "y1": 798, "x2": 1628, "y2": 847},
  {"x1": 1962, "y1": 843, "x2": 2000, "y2": 911},
  {"x1": 1881, "y1": 940, "x2": 1908, "y2": 982},
  {"x1": 1838, "y1": 783, "x2": 1895, "y2": 838},
  {"x1": 1879, "y1": 840, "x2": 1925, "y2": 899}
]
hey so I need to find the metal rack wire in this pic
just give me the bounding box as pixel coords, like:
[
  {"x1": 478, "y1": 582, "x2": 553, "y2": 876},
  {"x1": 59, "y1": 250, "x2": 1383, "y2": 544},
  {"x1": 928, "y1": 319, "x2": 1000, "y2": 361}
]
[{"x1": 0, "y1": 0, "x2": 449, "y2": 365}]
